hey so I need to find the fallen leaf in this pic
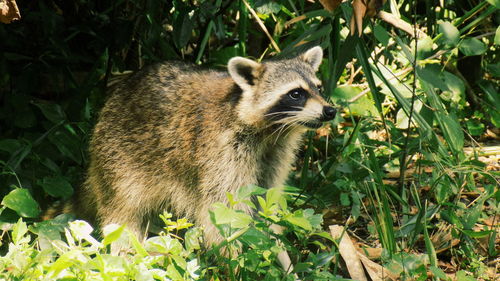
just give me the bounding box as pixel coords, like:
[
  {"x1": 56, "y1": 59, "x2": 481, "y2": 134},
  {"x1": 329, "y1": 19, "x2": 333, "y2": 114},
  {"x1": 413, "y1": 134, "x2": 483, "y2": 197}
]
[
  {"x1": 350, "y1": 0, "x2": 367, "y2": 36},
  {"x1": 330, "y1": 225, "x2": 368, "y2": 281},
  {"x1": 350, "y1": 0, "x2": 386, "y2": 36},
  {"x1": 0, "y1": 0, "x2": 20, "y2": 24},
  {"x1": 319, "y1": 0, "x2": 343, "y2": 12},
  {"x1": 330, "y1": 225, "x2": 398, "y2": 280}
]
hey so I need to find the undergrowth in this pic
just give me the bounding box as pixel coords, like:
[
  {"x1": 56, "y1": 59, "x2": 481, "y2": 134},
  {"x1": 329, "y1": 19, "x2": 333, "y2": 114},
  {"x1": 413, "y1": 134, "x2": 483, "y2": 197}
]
[{"x1": 0, "y1": 0, "x2": 499, "y2": 280}]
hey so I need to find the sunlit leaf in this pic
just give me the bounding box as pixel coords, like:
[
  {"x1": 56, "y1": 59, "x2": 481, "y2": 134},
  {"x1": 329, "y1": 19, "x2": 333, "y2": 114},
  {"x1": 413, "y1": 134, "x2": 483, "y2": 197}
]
[
  {"x1": 438, "y1": 21, "x2": 459, "y2": 47},
  {"x1": 37, "y1": 176, "x2": 73, "y2": 199},
  {"x1": 2, "y1": 188, "x2": 40, "y2": 218},
  {"x1": 459, "y1": 38, "x2": 487, "y2": 56}
]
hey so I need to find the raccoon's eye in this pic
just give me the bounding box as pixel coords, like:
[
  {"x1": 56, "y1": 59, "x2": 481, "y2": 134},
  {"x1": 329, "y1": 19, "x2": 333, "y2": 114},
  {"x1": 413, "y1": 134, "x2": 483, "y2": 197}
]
[{"x1": 287, "y1": 89, "x2": 305, "y2": 100}]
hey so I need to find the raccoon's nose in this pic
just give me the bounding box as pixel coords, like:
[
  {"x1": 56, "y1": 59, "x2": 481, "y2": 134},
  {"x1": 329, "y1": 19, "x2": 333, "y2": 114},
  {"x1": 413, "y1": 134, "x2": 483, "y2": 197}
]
[{"x1": 321, "y1": 106, "x2": 336, "y2": 121}]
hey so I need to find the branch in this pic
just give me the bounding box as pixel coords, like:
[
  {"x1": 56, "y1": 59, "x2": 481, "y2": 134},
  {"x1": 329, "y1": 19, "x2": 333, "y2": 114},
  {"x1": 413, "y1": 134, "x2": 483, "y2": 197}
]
[{"x1": 377, "y1": 11, "x2": 427, "y2": 38}]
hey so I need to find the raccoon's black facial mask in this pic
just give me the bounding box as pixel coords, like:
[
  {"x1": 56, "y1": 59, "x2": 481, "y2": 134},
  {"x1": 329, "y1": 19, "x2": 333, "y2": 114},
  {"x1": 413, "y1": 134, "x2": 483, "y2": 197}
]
[{"x1": 266, "y1": 88, "x2": 309, "y2": 121}]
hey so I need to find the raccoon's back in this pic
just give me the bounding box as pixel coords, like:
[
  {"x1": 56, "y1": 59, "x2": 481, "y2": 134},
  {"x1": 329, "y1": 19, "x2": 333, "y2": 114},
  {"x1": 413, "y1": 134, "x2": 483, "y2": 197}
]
[{"x1": 89, "y1": 62, "x2": 237, "y2": 185}]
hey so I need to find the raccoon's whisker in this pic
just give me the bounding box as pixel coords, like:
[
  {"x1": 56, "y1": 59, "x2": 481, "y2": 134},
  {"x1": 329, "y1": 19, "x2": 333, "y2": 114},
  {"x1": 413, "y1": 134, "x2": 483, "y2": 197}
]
[{"x1": 264, "y1": 110, "x2": 302, "y2": 117}]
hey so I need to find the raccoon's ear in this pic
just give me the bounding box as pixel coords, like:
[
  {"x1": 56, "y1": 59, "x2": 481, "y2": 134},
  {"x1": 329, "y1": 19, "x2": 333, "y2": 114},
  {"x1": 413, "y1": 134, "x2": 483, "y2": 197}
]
[
  {"x1": 228, "y1": 57, "x2": 262, "y2": 90},
  {"x1": 301, "y1": 46, "x2": 323, "y2": 71}
]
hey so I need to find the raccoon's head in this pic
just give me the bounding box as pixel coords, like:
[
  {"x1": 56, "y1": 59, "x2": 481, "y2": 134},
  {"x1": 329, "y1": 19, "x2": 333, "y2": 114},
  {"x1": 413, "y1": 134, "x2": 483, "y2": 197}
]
[{"x1": 228, "y1": 46, "x2": 336, "y2": 130}]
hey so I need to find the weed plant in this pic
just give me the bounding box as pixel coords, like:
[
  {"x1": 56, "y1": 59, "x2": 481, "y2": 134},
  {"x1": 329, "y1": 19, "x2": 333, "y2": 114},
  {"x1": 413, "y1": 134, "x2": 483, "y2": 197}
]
[{"x1": 0, "y1": 0, "x2": 499, "y2": 280}]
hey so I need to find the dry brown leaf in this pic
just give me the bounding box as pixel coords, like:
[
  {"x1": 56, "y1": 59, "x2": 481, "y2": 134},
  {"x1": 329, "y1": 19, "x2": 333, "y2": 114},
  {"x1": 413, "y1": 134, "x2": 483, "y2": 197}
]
[
  {"x1": 350, "y1": 0, "x2": 386, "y2": 36},
  {"x1": 358, "y1": 246, "x2": 383, "y2": 259},
  {"x1": 0, "y1": 0, "x2": 20, "y2": 24},
  {"x1": 330, "y1": 225, "x2": 398, "y2": 280},
  {"x1": 319, "y1": 0, "x2": 343, "y2": 12},
  {"x1": 358, "y1": 253, "x2": 398, "y2": 280},
  {"x1": 350, "y1": 0, "x2": 367, "y2": 36},
  {"x1": 330, "y1": 225, "x2": 368, "y2": 281}
]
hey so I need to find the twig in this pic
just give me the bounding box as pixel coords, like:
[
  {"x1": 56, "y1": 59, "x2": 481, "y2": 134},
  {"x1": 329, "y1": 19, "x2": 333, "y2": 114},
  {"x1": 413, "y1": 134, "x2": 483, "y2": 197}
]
[
  {"x1": 377, "y1": 11, "x2": 427, "y2": 38},
  {"x1": 242, "y1": 0, "x2": 281, "y2": 53}
]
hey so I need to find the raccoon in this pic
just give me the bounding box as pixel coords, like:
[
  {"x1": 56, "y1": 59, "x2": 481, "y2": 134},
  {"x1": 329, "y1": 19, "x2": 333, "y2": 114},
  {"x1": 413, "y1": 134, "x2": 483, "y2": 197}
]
[{"x1": 77, "y1": 46, "x2": 336, "y2": 261}]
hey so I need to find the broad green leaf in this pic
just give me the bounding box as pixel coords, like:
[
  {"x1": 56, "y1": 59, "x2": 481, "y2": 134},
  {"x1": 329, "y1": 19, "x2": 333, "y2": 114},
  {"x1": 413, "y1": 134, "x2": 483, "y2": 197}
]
[
  {"x1": 69, "y1": 220, "x2": 101, "y2": 246},
  {"x1": 486, "y1": 63, "x2": 500, "y2": 77},
  {"x1": 331, "y1": 85, "x2": 378, "y2": 116},
  {"x1": 102, "y1": 224, "x2": 126, "y2": 246},
  {"x1": 284, "y1": 209, "x2": 320, "y2": 231},
  {"x1": 128, "y1": 230, "x2": 148, "y2": 257},
  {"x1": 2, "y1": 188, "x2": 40, "y2": 218},
  {"x1": 266, "y1": 187, "x2": 283, "y2": 207},
  {"x1": 239, "y1": 226, "x2": 271, "y2": 247},
  {"x1": 440, "y1": 113, "x2": 464, "y2": 153},
  {"x1": 429, "y1": 266, "x2": 447, "y2": 279},
  {"x1": 37, "y1": 176, "x2": 74, "y2": 199},
  {"x1": 166, "y1": 264, "x2": 184, "y2": 280},
  {"x1": 461, "y1": 197, "x2": 485, "y2": 229},
  {"x1": 285, "y1": 214, "x2": 312, "y2": 231},
  {"x1": 438, "y1": 21, "x2": 459, "y2": 47},
  {"x1": 0, "y1": 139, "x2": 22, "y2": 153},
  {"x1": 185, "y1": 227, "x2": 202, "y2": 251},
  {"x1": 32, "y1": 101, "x2": 67, "y2": 123},
  {"x1": 235, "y1": 184, "x2": 266, "y2": 201},
  {"x1": 459, "y1": 38, "x2": 487, "y2": 56},
  {"x1": 456, "y1": 270, "x2": 477, "y2": 281},
  {"x1": 173, "y1": 9, "x2": 195, "y2": 49},
  {"x1": 48, "y1": 128, "x2": 82, "y2": 164},
  {"x1": 374, "y1": 25, "x2": 390, "y2": 46},
  {"x1": 12, "y1": 218, "x2": 28, "y2": 245},
  {"x1": 145, "y1": 236, "x2": 183, "y2": 255},
  {"x1": 396, "y1": 100, "x2": 423, "y2": 129},
  {"x1": 486, "y1": 0, "x2": 500, "y2": 8},
  {"x1": 441, "y1": 71, "x2": 465, "y2": 104},
  {"x1": 211, "y1": 203, "x2": 252, "y2": 228},
  {"x1": 255, "y1": 1, "x2": 281, "y2": 14},
  {"x1": 465, "y1": 119, "x2": 485, "y2": 136},
  {"x1": 416, "y1": 36, "x2": 434, "y2": 59}
]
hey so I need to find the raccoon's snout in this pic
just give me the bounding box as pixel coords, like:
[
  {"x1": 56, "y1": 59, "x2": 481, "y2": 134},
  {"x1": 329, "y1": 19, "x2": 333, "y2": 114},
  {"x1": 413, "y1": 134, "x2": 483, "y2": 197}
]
[{"x1": 320, "y1": 106, "x2": 336, "y2": 122}]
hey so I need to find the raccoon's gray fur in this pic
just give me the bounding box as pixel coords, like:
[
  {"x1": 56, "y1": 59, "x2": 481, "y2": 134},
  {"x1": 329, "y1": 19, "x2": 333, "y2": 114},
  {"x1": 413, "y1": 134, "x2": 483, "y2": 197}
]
[{"x1": 77, "y1": 46, "x2": 336, "y2": 247}]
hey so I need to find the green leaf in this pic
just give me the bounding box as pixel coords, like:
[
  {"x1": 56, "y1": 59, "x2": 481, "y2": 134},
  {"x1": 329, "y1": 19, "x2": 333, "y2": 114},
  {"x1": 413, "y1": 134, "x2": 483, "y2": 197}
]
[
  {"x1": 440, "y1": 113, "x2": 464, "y2": 153},
  {"x1": 396, "y1": 100, "x2": 423, "y2": 129},
  {"x1": 486, "y1": 0, "x2": 500, "y2": 8},
  {"x1": 48, "y1": 128, "x2": 82, "y2": 164},
  {"x1": 2, "y1": 188, "x2": 40, "y2": 218},
  {"x1": 459, "y1": 38, "x2": 487, "y2": 56},
  {"x1": 461, "y1": 229, "x2": 492, "y2": 238},
  {"x1": 438, "y1": 21, "x2": 460, "y2": 47},
  {"x1": 374, "y1": 25, "x2": 390, "y2": 46},
  {"x1": 429, "y1": 266, "x2": 447, "y2": 279},
  {"x1": 211, "y1": 203, "x2": 252, "y2": 229},
  {"x1": 235, "y1": 184, "x2": 266, "y2": 201},
  {"x1": 32, "y1": 101, "x2": 67, "y2": 123},
  {"x1": 441, "y1": 71, "x2": 465, "y2": 104},
  {"x1": 0, "y1": 139, "x2": 22, "y2": 153},
  {"x1": 255, "y1": 1, "x2": 281, "y2": 14},
  {"x1": 465, "y1": 119, "x2": 485, "y2": 136},
  {"x1": 486, "y1": 63, "x2": 500, "y2": 77},
  {"x1": 37, "y1": 176, "x2": 74, "y2": 199},
  {"x1": 284, "y1": 209, "x2": 321, "y2": 231},
  {"x1": 456, "y1": 270, "x2": 477, "y2": 281},
  {"x1": 495, "y1": 26, "x2": 500, "y2": 45},
  {"x1": 102, "y1": 224, "x2": 126, "y2": 246},
  {"x1": 145, "y1": 236, "x2": 183, "y2": 255},
  {"x1": 12, "y1": 218, "x2": 28, "y2": 244},
  {"x1": 173, "y1": 9, "x2": 195, "y2": 49},
  {"x1": 185, "y1": 227, "x2": 202, "y2": 251},
  {"x1": 331, "y1": 86, "x2": 378, "y2": 116},
  {"x1": 266, "y1": 187, "x2": 283, "y2": 208}
]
